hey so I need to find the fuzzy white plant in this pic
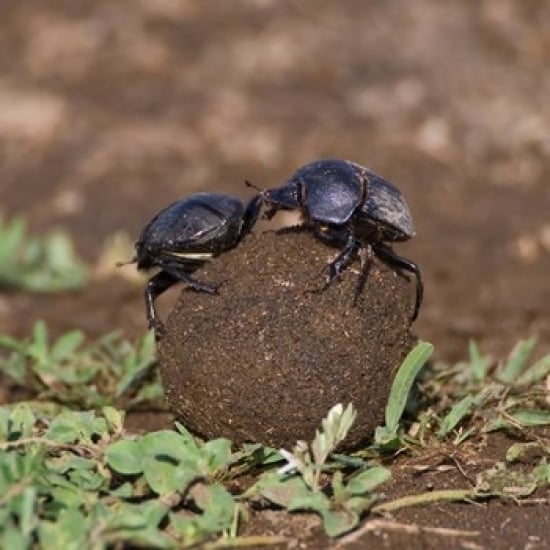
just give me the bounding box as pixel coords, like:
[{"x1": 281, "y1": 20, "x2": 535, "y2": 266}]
[{"x1": 278, "y1": 403, "x2": 357, "y2": 491}]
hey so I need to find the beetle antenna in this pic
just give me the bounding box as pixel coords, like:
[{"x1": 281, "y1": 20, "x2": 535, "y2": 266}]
[
  {"x1": 244, "y1": 179, "x2": 263, "y2": 193},
  {"x1": 116, "y1": 256, "x2": 137, "y2": 268}
]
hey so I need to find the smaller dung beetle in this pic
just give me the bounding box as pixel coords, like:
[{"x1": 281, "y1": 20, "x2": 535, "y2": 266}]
[
  {"x1": 125, "y1": 192, "x2": 262, "y2": 334},
  {"x1": 248, "y1": 159, "x2": 423, "y2": 320}
]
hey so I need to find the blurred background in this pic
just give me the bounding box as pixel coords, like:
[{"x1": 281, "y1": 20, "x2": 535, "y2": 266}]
[{"x1": 1, "y1": 0, "x2": 549, "y2": 360}]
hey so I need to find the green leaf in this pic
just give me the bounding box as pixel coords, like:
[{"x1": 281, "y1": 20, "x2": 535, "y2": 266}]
[
  {"x1": 100, "y1": 501, "x2": 171, "y2": 548},
  {"x1": 193, "y1": 483, "x2": 235, "y2": 531},
  {"x1": 345, "y1": 466, "x2": 391, "y2": 495},
  {"x1": 516, "y1": 354, "x2": 550, "y2": 386},
  {"x1": 534, "y1": 462, "x2": 550, "y2": 485},
  {"x1": 476, "y1": 464, "x2": 539, "y2": 497},
  {"x1": 505, "y1": 442, "x2": 545, "y2": 463},
  {"x1": 287, "y1": 489, "x2": 361, "y2": 537},
  {"x1": 38, "y1": 508, "x2": 90, "y2": 550},
  {"x1": 1, "y1": 522, "x2": 32, "y2": 550},
  {"x1": 257, "y1": 472, "x2": 312, "y2": 508},
  {"x1": 109, "y1": 481, "x2": 134, "y2": 498},
  {"x1": 140, "y1": 430, "x2": 199, "y2": 463},
  {"x1": 30, "y1": 321, "x2": 49, "y2": 364},
  {"x1": 12, "y1": 487, "x2": 37, "y2": 536},
  {"x1": 437, "y1": 395, "x2": 475, "y2": 438},
  {"x1": 385, "y1": 341, "x2": 434, "y2": 432},
  {"x1": 142, "y1": 456, "x2": 181, "y2": 495},
  {"x1": 373, "y1": 425, "x2": 401, "y2": 450},
  {"x1": 45, "y1": 411, "x2": 108, "y2": 444},
  {"x1": 498, "y1": 337, "x2": 537, "y2": 383},
  {"x1": 9, "y1": 403, "x2": 36, "y2": 439},
  {"x1": 287, "y1": 489, "x2": 330, "y2": 514},
  {"x1": 320, "y1": 508, "x2": 359, "y2": 537},
  {"x1": 169, "y1": 484, "x2": 235, "y2": 545},
  {"x1": 101, "y1": 406, "x2": 125, "y2": 435},
  {"x1": 105, "y1": 439, "x2": 143, "y2": 475},
  {"x1": 201, "y1": 438, "x2": 233, "y2": 475},
  {"x1": 311, "y1": 403, "x2": 357, "y2": 471},
  {"x1": 469, "y1": 340, "x2": 489, "y2": 381},
  {"x1": 0, "y1": 333, "x2": 26, "y2": 352},
  {"x1": 509, "y1": 410, "x2": 550, "y2": 427},
  {"x1": 50, "y1": 331, "x2": 84, "y2": 362}
]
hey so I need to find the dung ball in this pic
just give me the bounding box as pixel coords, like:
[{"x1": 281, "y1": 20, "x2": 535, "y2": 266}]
[{"x1": 158, "y1": 228, "x2": 417, "y2": 450}]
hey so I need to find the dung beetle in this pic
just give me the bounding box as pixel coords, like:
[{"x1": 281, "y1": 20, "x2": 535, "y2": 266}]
[
  {"x1": 248, "y1": 159, "x2": 423, "y2": 320},
  {"x1": 125, "y1": 192, "x2": 262, "y2": 334}
]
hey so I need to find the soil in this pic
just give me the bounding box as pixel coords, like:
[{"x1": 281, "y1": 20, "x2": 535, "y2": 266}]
[{"x1": 1, "y1": 1, "x2": 549, "y2": 548}]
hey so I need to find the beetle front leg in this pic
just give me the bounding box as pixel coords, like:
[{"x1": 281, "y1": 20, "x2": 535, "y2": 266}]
[
  {"x1": 373, "y1": 243, "x2": 423, "y2": 321},
  {"x1": 241, "y1": 194, "x2": 263, "y2": 235},
  {"x1": 325, "y1": 235, "x2": 360, "y2": 287},
  {"x1": 145, "y1": 271, "x2": 178, "y2": 337}
]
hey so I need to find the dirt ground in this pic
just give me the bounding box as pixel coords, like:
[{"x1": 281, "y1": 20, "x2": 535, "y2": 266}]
[{"x1": 1, "y1": 1, "x2": 549, "y2": 548}]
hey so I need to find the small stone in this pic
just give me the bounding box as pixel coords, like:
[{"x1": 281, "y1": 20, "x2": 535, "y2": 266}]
[{"x1": 158, "y1": 228, "x2": 417, "y2": 450}]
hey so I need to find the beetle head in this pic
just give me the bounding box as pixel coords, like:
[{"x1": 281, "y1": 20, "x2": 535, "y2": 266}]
[{"x1": 263, "y1": 179, "x2": 301, "y2": 210}]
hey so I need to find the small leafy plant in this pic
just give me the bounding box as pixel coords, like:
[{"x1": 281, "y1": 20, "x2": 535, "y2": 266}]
[
  {"x1": 248, "y1": 403, "x2": 392, "y2": 536},
  {"x1": 0, "y1": 321, "x2": 162, "y2": 408},
  {"x1": 0, "y1": 406, "x2": 244, "y2": 548},
  {"x1": 1, "y1": 325, "x2": 549, "y2": 547},
  {"x1": 0, "y1": 214, "x2": 88, "y2": 292}
]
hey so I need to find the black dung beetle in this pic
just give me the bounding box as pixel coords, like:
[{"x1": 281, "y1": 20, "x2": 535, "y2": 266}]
[
  {"x1": 248, "y1": 158, "x2": 423, "y2": 320},
  {"x1": 125, "y1": 192, "x2": 262, "y2": 334}
]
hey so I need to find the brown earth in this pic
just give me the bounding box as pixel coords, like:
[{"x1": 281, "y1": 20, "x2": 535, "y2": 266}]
[{"x1": 1, "y1": 1, "x2": 549, "y2": 548}]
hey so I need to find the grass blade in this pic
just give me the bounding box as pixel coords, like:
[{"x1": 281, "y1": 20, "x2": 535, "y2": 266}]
[
  {"x1": 385, "y1": 341, "x2": 434, "y2": 432},
  {"x1": 516, "y1": 354, "x2": 550, "y2": 386},
  {"x1": 509, "y1": 410, "x2": 550, "y2": 427},
  {"x1": 469, "y1": 340, "x2": 488, "y2": 382},
  {"x1": 498, "y1": 337, "x2": 537, "y2": 384},
  {"x1": 437, "y1": 395, "x2": 474, "y2": 438}
]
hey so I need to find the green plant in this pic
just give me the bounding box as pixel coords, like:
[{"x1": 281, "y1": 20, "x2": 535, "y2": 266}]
[
  {"x1": 0, "y1": 406, "x2": 238, "y2": 548},
  {"x1": 0, "y1": 214, "x2": 88, "y2": 292},
  {"x1": 2, "y1": 328, "x2": 550, "y2": 547},
  {"x1": 418, "y1": 337, "x2": 550, "y2": 443},
  {"x1": 374, "y1": 341, "x2": 434, "y2": 450},
  {"x1": 0, "y1": 321, "x2": 162, "y2": 409},
  {"x1": 247, "y1": 403, "x2": 392, "y2": 536}
]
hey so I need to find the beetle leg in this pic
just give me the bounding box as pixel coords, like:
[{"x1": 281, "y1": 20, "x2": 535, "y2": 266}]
[
  {"x1": 372, "y1": 243, "x2": 423, "y2": 321},
  {"x1": 168, "y1": 270, "x2": 220, "y2": 294},
  {"x1": 241, "y1": 194, "x2": 263, "y2": 236},
  {"x1": 145, "y1": 271, "x2": 178, "y2": 336},
  {"x1": 325, "y1": 236, "x2": 360, "y2": 286},
  {"x1": 157, "y1": 258, "x2": 220, "y2": 294}
]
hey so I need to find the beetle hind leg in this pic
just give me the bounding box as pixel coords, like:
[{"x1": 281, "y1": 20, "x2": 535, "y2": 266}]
[
  {"x1": 372, "y1": 243, "x2": 423, "y2": 321},
  {"x1": 172, "y1": 271, "x2": 220, "y2": 294}
]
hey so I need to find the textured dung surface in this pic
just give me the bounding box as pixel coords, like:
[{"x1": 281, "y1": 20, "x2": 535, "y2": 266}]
[{"x1": 158, "y1": 228, "x2": 416, "y2": 449}]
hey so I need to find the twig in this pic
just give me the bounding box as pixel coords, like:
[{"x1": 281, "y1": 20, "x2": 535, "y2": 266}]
[
  {"x1": 0, "y1": 437, "x2": 98, "y2": 456},
  {"x1": 448, "y1": 453, "x2": 476, "y2": 486},
  {"x1": 336, "y1": 519, "x2": 480, "y2": 547}
]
